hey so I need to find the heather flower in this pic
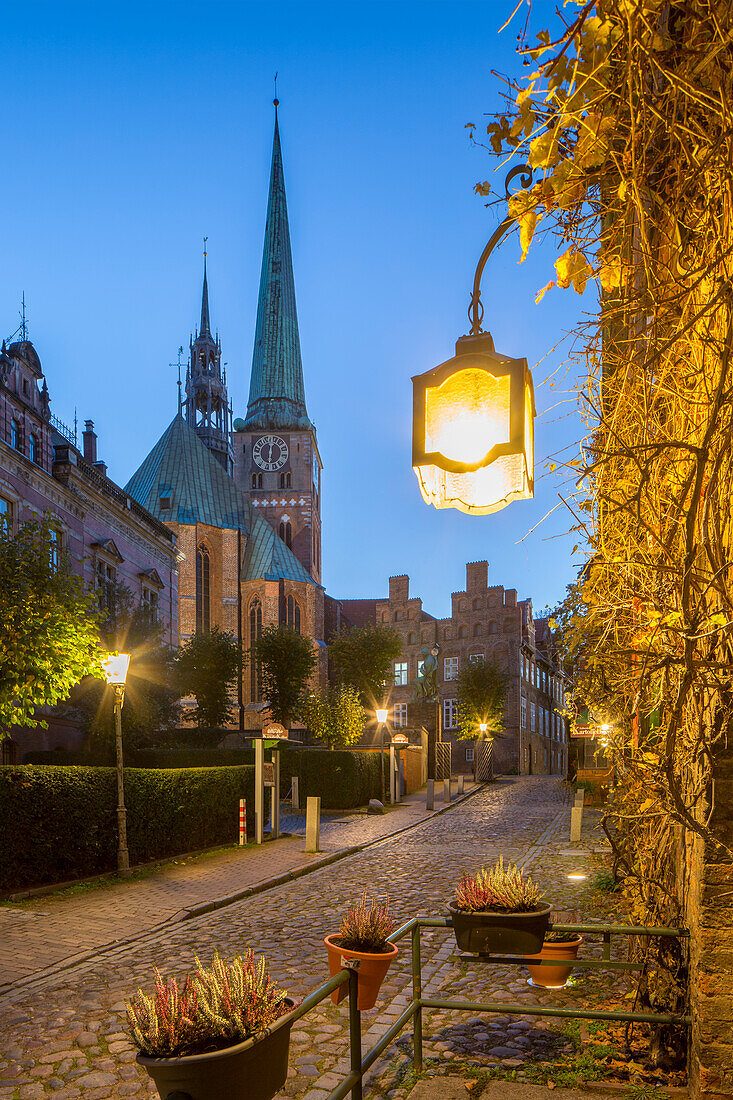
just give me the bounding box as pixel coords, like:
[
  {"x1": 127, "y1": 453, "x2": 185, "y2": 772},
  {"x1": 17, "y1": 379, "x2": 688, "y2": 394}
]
[
  {"x1": 453, "y1": 856, "x2": 543, "y2": 913},
  {"x1": 338, "y1": 890, "x2": 394, "y2": 951}
]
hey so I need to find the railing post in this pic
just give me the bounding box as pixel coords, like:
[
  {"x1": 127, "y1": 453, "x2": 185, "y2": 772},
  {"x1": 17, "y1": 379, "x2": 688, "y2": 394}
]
[
  {"x1": 603, "y1": 930, "x2": 611, "y2": 960},
  {"x1": 348, "y1": 967, "x2": 362, "y2": 1100},
  {"x1": 412, "y1": 921, "x2": 423, "y2": 1072}
]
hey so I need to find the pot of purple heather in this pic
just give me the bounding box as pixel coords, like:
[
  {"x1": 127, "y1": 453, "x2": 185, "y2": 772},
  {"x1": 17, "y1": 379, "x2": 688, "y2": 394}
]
[
  {"x1": 448, "y1": 856, "x2": 551, "y2": 955},
  {"x1": 127, "y1": 949, "x2": 297, "y2": 1100}
]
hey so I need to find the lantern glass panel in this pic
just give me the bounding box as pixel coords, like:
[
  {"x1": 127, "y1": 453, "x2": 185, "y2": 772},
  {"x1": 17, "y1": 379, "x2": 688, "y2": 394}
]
[{"x1": 424, "y1": 368, "x2": 510, "y2": 466}]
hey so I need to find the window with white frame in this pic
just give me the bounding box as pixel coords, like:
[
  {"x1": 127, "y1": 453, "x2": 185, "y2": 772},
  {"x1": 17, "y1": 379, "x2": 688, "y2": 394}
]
[
  {"x1": 465, "y1": 747, "x2": 474, "y2": 763},
  {"x1": 48, "y1": 527, "x2": 61, "y2": 572},
  {"x1": 394, "y1": 661, "x2": 408, "y2": 686},
  {"x1": 530, "y1": 701, "x2": 536, "y2": 732},
  {"x1": 470, "y1": 652, "x2": 484, "y2": 664},
  {"x1": 443, "y1": 697, "x2": 458, "y2": 729},
  {"x1": 393, "y1": 702, "x2": 408, "y2": 727},
  {"x1": 444, "y1": 656, "x2": 459, "y2": 681},
  {"x1": 521, "y1": 694, "x2": 527, "y2": 729}
]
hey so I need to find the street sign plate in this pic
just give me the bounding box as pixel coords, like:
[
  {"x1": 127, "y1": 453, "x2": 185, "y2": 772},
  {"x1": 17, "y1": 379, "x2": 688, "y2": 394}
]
[{"x1": 263, "y1": 762, "x2": 275, "y2": 786}]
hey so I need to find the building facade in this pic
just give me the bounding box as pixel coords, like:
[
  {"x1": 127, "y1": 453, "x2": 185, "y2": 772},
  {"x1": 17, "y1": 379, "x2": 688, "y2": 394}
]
[
  {"x1": 342, "y1": 561, "x2": 569, "y2": 775},
  {"x1": 0, "y1": 337, "x2": 180, "y2": 754},
  {"x1": 125, "y1": 105, "x2": 327, "y2": 731}
]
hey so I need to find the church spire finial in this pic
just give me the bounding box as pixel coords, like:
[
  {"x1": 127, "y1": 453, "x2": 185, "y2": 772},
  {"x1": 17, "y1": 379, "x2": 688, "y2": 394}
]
[{"x1": 200, "y1": 237, "x2": 211, "y2": 337}]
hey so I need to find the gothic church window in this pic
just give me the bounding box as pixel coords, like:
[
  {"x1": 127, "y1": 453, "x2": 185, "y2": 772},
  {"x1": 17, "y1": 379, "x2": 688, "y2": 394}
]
[
  {"x1": 196, "y1": 544, "x2": 211, "y2": 633},
  {"x1": 250, "y1": 597, "x2": 263, "y2": 702},
  {"x1": 279, "y1": 519, "x2": 292, "y2": 549},
  {"x1": 280, "y1": 593, "x2": 301, "y2": 633},
  {"x1": 251, "y1": 473, "x2": 262, "y2": 489},
  {"x1": 279, "y1": 471, "x2": 291, "y2": 489}
]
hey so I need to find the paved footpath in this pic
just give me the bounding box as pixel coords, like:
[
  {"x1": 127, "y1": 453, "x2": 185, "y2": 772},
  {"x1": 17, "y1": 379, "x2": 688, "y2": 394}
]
[
  {"x1": 0, "y1": 782, "x2": 479, "y2": 991},
  {"x1": 0, "y1": 778, "x2": 619, "y2": 1100}
]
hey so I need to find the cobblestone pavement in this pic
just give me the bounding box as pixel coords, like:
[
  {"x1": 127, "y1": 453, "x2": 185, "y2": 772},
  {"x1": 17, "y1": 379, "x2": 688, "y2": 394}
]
[
  {"x1": 0, "y1": 778, "x2": 622, "y2": 1100},
  {"x1": 0, "y1": 782, "x2": 478, "y2": 991}
]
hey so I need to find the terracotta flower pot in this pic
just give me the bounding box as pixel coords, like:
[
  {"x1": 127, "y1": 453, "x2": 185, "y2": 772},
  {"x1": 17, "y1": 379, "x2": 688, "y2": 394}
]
[
  {"x1": 324, "y1": 934, "x2": 398, "y2": 1011},
  {"x1": 137, "y1": 998, "x2": 295, "y2": 1100},
  {"x1": 525, "y1": 935, "x2": 583, "y2": 988},
  {"x1": 448, "y1": 901, "x2": 552, "y2": 956}
]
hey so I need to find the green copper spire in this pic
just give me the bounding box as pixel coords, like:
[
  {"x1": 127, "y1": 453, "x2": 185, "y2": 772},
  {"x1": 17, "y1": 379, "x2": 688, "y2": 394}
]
[
  {"x1": 242, "y1": 104, "x2": 313, "y2": 431},
  {"x1": 200, "y1": 242, "x2": 211, "y2": 337}
]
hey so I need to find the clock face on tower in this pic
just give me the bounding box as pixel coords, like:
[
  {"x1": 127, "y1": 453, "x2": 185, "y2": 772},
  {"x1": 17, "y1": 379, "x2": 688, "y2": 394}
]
[{"x1": 253, "y1": 435, "x2": 289, "y2": 472}]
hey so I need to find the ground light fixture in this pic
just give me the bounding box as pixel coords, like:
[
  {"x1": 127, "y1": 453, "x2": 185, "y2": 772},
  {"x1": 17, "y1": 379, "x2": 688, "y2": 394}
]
[
  {"x1": 102, "y1": 652, "x2": 132, "y2": 875},
  {"x1": 412, "y1": 164, "x2": 536, "y2": 516},
  {"x1": 567, "y1": 873, "x2": 588, "y2": 882}
]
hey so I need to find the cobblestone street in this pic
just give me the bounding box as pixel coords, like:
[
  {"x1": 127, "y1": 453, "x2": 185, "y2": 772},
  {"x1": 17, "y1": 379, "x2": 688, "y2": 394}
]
[{"x1": 0, "y1": 778, "x2": 620, "y2": 1099}]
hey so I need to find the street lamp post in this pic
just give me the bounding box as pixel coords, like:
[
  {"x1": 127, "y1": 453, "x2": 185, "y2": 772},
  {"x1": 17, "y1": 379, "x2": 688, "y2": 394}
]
[
  {"x1": 376, "y1": 707, "x2": 389, "y2": 804},
  {"x1": 102, "y1": 653, "x2": 132, "y2": 876},
  {"x1": 412, "y1": 165, "x2": 537, "y2": 517}
]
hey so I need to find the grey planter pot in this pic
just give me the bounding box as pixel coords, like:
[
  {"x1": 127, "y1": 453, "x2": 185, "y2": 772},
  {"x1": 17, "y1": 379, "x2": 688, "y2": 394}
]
[{"x1": 448, "y1": 901, "x2": 552, "y2": 955}]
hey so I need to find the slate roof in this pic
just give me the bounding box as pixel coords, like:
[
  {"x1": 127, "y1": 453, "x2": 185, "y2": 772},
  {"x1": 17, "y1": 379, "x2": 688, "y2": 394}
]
[
  {"x1": 241, "y1": 110, "x2": 314, "y2": 432},
  {"x1": 124, "y1": 415, "x2": 316, "y2": 586}
]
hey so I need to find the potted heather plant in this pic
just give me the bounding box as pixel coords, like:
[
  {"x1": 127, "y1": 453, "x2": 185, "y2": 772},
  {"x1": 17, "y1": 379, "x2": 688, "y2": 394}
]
[
  {"x1": 448, "y1": 856, "x2": 552, "y2": 955},
  {"x1": 324, "y1": 890, "x2": 398, "y2": 1011},
  {"x1": 525, "y1": 927, "x2": 583, "y2": 988},
  {"x1": 127, "y1": 949, "x2": 297, "y2": 1100}
]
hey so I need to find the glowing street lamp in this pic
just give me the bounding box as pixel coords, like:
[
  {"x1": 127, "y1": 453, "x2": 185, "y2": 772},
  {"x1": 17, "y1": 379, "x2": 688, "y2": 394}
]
[
  {"x1": 412, "y1": 165, "x2": 536, "y2": 516},
  {"x1": 102, "y1": 652, "x2": 132, "y2": 876}
]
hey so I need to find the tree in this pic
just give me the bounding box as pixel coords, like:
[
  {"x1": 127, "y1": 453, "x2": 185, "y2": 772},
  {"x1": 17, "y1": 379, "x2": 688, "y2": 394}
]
[
  {"x1": 0, "y1": 518, "x2": 103, "y2": 727},
  {"x1": 300, "y1": 684, "x2": 365, "y2": 749},
  {"x1": 176, "y1": 627, "x2": 240, "y2": 728},
  {"x1": 249, "y1": 625, "x2": 316, "y2": 728},
  {"x1": 328, "y1": 625, "x2": 402, "y2": 708},
  {"x1": 455, "y1": 659, "x2": 507, "y2": 741},
  {"x1": 73, "y1": 603, "x2": 180, "y2": 750}
]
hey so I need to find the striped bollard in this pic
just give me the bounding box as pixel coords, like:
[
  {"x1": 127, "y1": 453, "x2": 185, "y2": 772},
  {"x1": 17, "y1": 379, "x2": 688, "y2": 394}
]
[{"x1": 239, "y1": 798, "x2": 247, "y2": 846}]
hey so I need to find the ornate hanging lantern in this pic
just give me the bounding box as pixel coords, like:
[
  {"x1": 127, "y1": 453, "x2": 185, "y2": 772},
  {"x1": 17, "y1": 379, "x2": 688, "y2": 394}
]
[{"x1": 412, "y1": 165, "x2": 536, "y2": 516}]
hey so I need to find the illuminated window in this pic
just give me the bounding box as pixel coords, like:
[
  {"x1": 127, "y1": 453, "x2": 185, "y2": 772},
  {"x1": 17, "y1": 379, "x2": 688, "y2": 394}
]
[
  {"x1": 196, "y1": 544, "x2": 210, "y2": 633},
  {"x1": 443, "y1": 697, "x2": 457, "y2": 729},
  {"x1": 444, "y1": 656, "x2": 459, "y2": 681},
  {"x1": 394, "y1": 661, "x2": 408, "y2": 686},
  {"x1": 393, "y1": 703, "x2": 408, "y2": 727}
]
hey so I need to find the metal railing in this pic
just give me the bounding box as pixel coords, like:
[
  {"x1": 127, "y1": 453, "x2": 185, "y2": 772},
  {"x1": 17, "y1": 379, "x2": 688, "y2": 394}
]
[{"x1": 163, "y1": 917, "x2": 690, "y2": 1100}]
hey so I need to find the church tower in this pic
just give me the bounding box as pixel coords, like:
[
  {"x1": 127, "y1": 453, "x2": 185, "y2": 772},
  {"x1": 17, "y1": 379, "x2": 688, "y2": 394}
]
[
  {"x1": 233, "y1": 103, "x2": 322, "y2": 583},
  {"x1": 184, "y1": 250, "x2": 234, "y2": 475}
]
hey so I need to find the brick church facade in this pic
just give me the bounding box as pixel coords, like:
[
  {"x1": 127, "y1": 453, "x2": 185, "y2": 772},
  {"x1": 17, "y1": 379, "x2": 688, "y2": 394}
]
[
  {"x1": 125, "y1": 104, "x2": 327, "y2": 732},
  {"x1": 342, "y1": 561, "x2": 569, "y2": 776}
]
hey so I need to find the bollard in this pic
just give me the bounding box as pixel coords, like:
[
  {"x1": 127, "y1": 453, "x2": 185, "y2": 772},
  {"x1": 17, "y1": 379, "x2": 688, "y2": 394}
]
[
  {"x1": 426, "y1": 779, "x2": 434, "y2": 810},
  {"x1": 443, "y1": 778, "x2": 451, "y2": 804},
  {"x1": 305, "y1": 796, "x2": 321, "y2": 853},
  {"x1": 575, "y1": 787, "x2": 585, "y2": 806},
  {"x1": 570, "y1": 804, "x2": 583, "y2": 842},
  {"x1": 239, "y1": 798, "x2": 247, "y2": 846},
  {"x1": 458, "y1": 775, "x2": 465, "y2": 795},
  {"x1": 292, "y1": 775, "x2": 299, "y2": 811}
]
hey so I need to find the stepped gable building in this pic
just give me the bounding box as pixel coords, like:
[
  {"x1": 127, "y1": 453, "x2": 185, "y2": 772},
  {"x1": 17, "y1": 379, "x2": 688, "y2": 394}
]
[
  {"x1": 126, "y1": 105, "x2": 327, "y2": 730},
  {"x1": 341, "y1": 561, "x2": 569, "y2": 776},
  {"x1": 0, "y1": 335, "x2": 180, "y2": 756}
]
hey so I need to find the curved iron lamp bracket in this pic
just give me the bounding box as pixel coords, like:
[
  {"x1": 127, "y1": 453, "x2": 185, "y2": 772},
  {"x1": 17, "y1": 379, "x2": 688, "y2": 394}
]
[{"x1": 468, "y1": 164, "x2": 534, "y2": 336}]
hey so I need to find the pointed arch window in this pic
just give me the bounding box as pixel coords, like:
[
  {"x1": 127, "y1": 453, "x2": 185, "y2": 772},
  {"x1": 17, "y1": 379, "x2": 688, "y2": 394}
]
[
  {"x1": 196, "y1": 544, "x2": 211, "y2": 633},
  {"x1": 279, "y1": 519, "x2": 292, "y2": 549},
  {"x1": 251, "y1": 473, "x2": 262, "y2": 490},
  {"x1": 279, "y1": 471, "x2": 291, "y2": 489},
  {"x1": 279, "y1": 593, "x2": 301, "y2": 634},
  {"x1": 249, "y1": 596, "x2": 263, "y2": 702}
]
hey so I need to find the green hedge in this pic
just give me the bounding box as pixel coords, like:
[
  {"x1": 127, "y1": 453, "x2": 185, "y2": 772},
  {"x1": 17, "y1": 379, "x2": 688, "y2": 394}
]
[
  {"x1": 0, "y1": 765, "x2": 260, "y2": 891},
  {"x1": 279, "y1": 748, "x2": 381, "y2": 810},
  {"x1": 24, "y1": 748, "x2": 255, "y2": 769}
]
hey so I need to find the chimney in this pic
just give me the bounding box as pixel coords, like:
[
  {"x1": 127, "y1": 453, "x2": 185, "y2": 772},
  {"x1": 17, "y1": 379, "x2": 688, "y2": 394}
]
[
  {"x1": 83, "y1": 420, "x2": 97, "y2": 463},
  {"x1": 93, "y1": 460, "x2": 108, "y2": 479}
]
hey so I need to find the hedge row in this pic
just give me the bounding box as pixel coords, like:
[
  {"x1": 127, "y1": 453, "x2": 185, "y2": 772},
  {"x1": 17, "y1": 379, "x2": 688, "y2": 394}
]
[
  {"x1": 0, "y1": 765, "x2": 260, "y2": 891},
  {"x1": 21, "y1": 746, "x2": 383, "y2": 812},
  {"x1": 279, "y1": 748, "x2": 381, "y2": 810}
]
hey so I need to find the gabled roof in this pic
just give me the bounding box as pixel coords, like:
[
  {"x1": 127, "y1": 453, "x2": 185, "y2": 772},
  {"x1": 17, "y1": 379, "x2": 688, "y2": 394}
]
[
  {"x1": 124, "y1": 415, "x2": 315, "y2": 586},
  {"x1": 241, "y1": 109, "x2": 314, "y2": 433}
]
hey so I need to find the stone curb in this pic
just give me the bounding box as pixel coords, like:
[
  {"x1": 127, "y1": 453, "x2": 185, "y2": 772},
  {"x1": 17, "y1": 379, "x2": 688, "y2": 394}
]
[{"x1": 0, "y1": 781, "x2": 487, "y2": 1002}]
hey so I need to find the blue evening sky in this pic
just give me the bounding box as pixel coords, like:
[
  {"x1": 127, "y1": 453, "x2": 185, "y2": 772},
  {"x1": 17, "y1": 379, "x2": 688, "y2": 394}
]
[{"x1": 2, "y1": 0, "x2": 586, "y2": 619}]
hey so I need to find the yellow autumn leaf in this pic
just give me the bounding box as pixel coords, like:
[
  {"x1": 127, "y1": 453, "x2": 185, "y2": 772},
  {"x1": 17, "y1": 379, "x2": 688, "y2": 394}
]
[
  {"x1": 535, "y1": 280, "x2": 555, "y2": 303},
  {"x1": 528, "y1": 127, "x2": 560, "y2": 169},
  {"x1": 555, "y1": 248, "x2": 593, "y2": 294},
  {"x1": 519, "y1": 211, "x2": 538, "y2": 263},
  {"x1": 599, "y1": 253, "x2": 622, "y2": 291}
]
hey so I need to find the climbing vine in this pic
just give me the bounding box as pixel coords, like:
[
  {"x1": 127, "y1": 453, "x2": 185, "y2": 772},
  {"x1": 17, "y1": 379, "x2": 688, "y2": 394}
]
[{"x1": 481, "y1": 0, "x2": 733, "y2": 1032}]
